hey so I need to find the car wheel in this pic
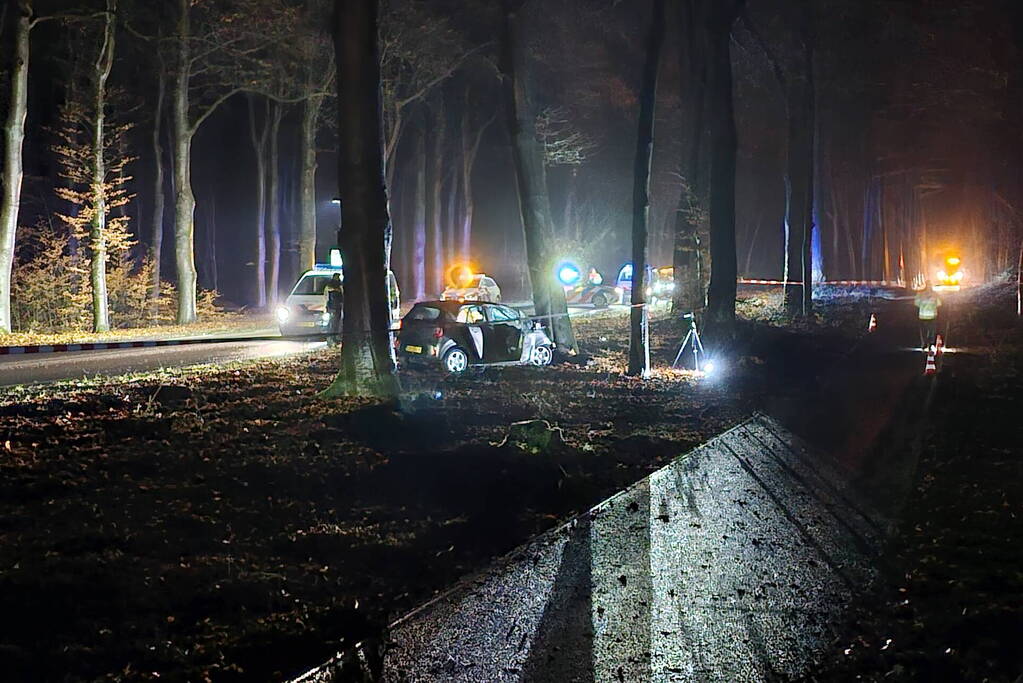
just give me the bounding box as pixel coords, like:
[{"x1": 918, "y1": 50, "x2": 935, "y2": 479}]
[
  {"x1": 592, "y1": 293, "x2": 608, "y2": 308},
  {"x1": 530, "y1": 344, "x2": 554, "y2": 367},
  {"x1": 443, "y1": 347, "x2": 470, "y2": 374}
]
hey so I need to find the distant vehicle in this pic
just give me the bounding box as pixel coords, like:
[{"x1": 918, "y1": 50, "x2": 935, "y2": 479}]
[
  {"x1": 616, "y1": 262, "x2": 661, "y2": 298},
  {"x1": 647, "y1": 266, "x2": 675, "y2": 302},
  {"x1": 557, "y1": 262, "x2": 623, "y2": 307},
  {"x1": 564, "y1": 281, "x2": 624, "y2": 308},
  {"x1": 441, "y1": 272, "x2": 502, "y2": 303},
  {"x1": 397, "y1": 300, "x2": 554, "y2": 374},
  {"x1": 934, "y1": 254, "x2": 964, "y2": 291},
  {"x1": 276, "y1": 262, "x2": 400, "y2": 336}
]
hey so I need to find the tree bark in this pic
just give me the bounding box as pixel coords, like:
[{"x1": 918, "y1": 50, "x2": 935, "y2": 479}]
[
  {"x1": 0, "y1": 0, "x2": 31, "y2": 333},
  {"x1": 425, "y1": 99, "x2": 446, "y2": 297},
  {"x1": 627, "y1": 0, "x2": 666, "y2": 376},
  {"x1": 703, "y1": 0, "x2": 743, "y2": 332},
  {"x1": 89, "y1": 0, "x2": 116, "y2": 333},
  {"x1": 298, "y1": 91, "x2": 322, "y2": 272},
  {"x1": 672, "y1": 0, "x2": 707, "y2": 314},
  {"x1": 782, "y1": 78, "x2": 814, "y2": 314},
  {"x1": 444, "y1": 164, "x2": 459, "y2": 266},
  {"x1": 149, "y1": 60, "x2": 166, "y2": 315},
  {"x1": 202, "y1": 194, "x2": 218, "y2": 291},
  {"x1": 460, "y1": 99, "x2": 493, "y2": 262},
  {"x1": 268, "y1": 100, "x2": 284, "y2": 304},
  {"x1": 498, "y1": 0, "x2": 576, "y2": 353},
  {"x1": 247, "y1": 94, "x2": 269, "y2": 308},
  {"x1": 171, "y1": 0, "x2": 197, "y2": 324},
  {"x1": 321, "y1": 0, "x2": 399, "y2": 399},
  {"x1": 412, "y1": 126, "x2": 427, "y2": 299}
]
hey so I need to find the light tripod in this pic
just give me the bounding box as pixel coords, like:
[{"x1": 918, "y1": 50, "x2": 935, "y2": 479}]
[{"x1": 672, "y1": 313, "x2": 705, "y2": 372}]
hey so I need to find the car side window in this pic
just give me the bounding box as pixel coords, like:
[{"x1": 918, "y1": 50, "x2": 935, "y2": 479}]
[
  {"x1": 457, "y1": 305, "x2": 486, "y2": 324},
  {"x1": 487, "y1": 305, "x2": 510, "y2": 322},
  {"x1": 482, "y1": 277, "x2": 495, "y2": 289},
  {"x1": 487, "y1": 305, "x2": 518, "y2": 323}
]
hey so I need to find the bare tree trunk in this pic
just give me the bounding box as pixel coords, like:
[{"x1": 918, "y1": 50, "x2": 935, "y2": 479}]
[
  {"x1": 171, "y1": 0, "x2": 198, "y2": 324},
  {"x1": 444, "y1": 166, "x2": 459, "y2": 266},
  {"x1": 782, "y1": 76, "x2": 814, "y2": 315},
  {"x1": 247, "y1": 94, "x2": 269, "y2": 308},
  {"x1": 498, "y1": 0, "x2": 576, "y2": 353},
  {"x1": 460, "y1": 101, "x2": 494, "y2": 262},
  {"x1": 0, "y1": 0, "x2": 31, "y2": 333},
  {"x1": 704, "y1": 0, "x2": 744, "y2": 332},
  {"x1": 268, "y1": 100, "x2": 284, "y2": 304},
  {"x1": 628, "y1": 0, "x2": 666, "y2": 376},
  {"x1": 89, "y1": 0, "x2": 116, "y2": 332},
  {"x1": 673, "y1": 0, "x2": 706, "y2": 314},
  {"x1": 744, "y1": 215, "x2": 763, "y2": 275},
  {"x1": 321, "y1": 0, "x2": 399, "y2": 399},
  {"x1": 202, "y1": 194, "x2": 218, "y2": 291},
  {"x1": 149, "y1": 61, "x2": 166, "y2": 315},
  {"x1": 425, "y1": 99, "x2": 446, "y2": 297},
  {"x1": 412, "y1": 127, "x2": 426, "y2": 299},
  {"x1": 298, "y1": 92, "x2": 322, "y2": 272}
]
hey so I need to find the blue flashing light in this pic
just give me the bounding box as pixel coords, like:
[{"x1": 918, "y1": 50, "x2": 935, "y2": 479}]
[{"x1": 557, "y1": 261, "x2": 582, "y2": 286}]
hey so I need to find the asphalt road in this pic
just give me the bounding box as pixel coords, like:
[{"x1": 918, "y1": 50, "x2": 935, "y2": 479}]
[
  {"x1": 0, "y1": 338, "x2": 325, "y2": 388},
  {"x1": 0, "y1": 302, "x2": 614, "y2": 390}
]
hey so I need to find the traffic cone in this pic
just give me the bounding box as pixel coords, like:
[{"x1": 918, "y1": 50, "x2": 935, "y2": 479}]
[
  {"x1": 924, "y1": 348, "x2": 937, "y2": 375},
  {"x1": 935, "y1": 334, "x2": 944, "y2": 355},
  {"x1": 868, "y1": 313, "x2": 877, "y2": 333}
]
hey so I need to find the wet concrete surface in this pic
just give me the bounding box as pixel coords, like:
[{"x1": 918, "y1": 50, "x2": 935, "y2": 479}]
[{"x1": 295, "y1": 415, "x2": 885, "y2": 682}]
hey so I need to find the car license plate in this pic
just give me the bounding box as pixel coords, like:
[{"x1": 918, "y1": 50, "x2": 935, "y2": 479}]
[
  {"x1": 298, "y1": 321, "x2": 317, "y2": 328},
  {"x1": 405, "y1": 345, "x2": 423, "y2": 354}
]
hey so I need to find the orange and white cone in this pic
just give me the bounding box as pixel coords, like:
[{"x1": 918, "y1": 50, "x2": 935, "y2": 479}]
[
  {"x1": 935, "y1": 334, "x2": 944, "y2": 355},
  {"x1": 868, "y1": 313, "x2": 877, "y2": 333},
  {"x1": 924, "y1": 348, "x2": 937, "y2": 375}
]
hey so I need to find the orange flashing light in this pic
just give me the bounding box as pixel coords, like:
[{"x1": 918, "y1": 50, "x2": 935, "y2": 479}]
[{"x1": 446, "y1": 263, "x2": 475, "y2": 288}]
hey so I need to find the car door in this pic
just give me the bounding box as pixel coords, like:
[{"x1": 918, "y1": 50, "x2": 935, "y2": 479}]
[
  {"x1": 455, "y1": 304, "x2": 488, "y2": 361},
  {"x1": 485, "y1": 305, "x2": 523, "y2": 362}
]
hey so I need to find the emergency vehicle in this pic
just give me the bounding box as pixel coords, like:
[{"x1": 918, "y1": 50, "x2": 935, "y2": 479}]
[{"x1": 276, "y1": 250, "x2": 400, "y2": 336}]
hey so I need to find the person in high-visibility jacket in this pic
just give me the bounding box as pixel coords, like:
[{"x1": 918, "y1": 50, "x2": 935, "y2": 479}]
[{"x1": 914, "y1": 284, "x2": 942, "y2": 350}]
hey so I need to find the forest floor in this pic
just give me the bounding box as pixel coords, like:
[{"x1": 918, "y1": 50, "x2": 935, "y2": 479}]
[
  {"x1": 0, "y1": 286, "x2": 1019, "y2": 681},
  {"x1": 0, "y1": 315, "x2": 273, "y2": 348},
  {"x1": 809, "y1": 280, "x2": 1023, "y2": 682}
]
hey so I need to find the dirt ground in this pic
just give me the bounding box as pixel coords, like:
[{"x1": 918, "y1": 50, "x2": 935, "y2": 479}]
[
  {"x1": 0, "y1": 310, "x2": 757, "y2": 681},
  {"x1": 809, "y1": 282, "x2": 1023, "y2": 682},
  {"x1": 0, "y1": 289, "x2": 1019, "y2": 681}
]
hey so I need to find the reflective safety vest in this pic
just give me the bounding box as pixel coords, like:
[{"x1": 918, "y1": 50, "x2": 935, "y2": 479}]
[{"x1": 915, "y1": 293, "x2": 940, "y2": 320}]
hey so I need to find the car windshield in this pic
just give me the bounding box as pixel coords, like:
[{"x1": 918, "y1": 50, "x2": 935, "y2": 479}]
[{"x1": 292, "y1": 274, "x2": 336, "y2": 295}]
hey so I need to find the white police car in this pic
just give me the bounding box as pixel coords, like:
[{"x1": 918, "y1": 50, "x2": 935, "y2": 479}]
[{"x1": 276, "y1": 251, "x2": 400, "y2": 336}]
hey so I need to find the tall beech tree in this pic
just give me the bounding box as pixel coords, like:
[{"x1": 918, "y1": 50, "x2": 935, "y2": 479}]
[
  {"x1": 321, "y1": 0, "x2": 399, "y2": 399},
  {"x1": 0, "y1": 0, "x2": 32, "y2": 332},
  {"x1": 247, "y1": 94, "x2": 271, "y2": 309},
  {"x1": 86, "y1": 0, "x2": 118, "y2": 332},
  {"x1": 498, "y1": 0, "x2": 577, "y2": 354},
  {"x1": 703, "y1": 0, "x2": 745, "y2": 332},
  {"x1": 165, "y1": 0, "x2": 270, "y2": 323},
  {"x1": 627, "y1": 0, "x2": 667, "y2": 376}
]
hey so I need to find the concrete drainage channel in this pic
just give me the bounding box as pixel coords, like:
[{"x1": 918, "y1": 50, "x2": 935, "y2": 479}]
[{"x1": 293, "y1": 414, "x2": 887, "y2": 682}]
